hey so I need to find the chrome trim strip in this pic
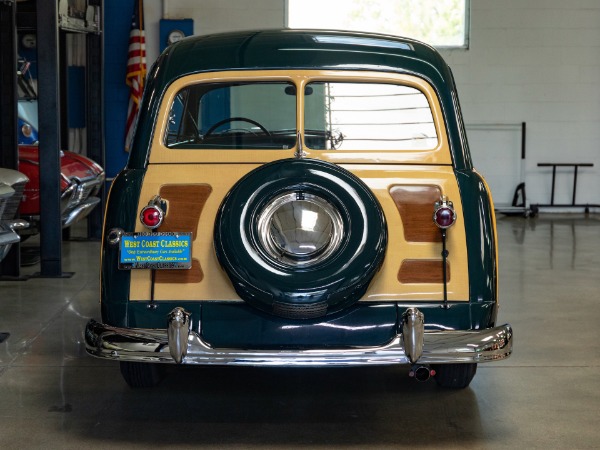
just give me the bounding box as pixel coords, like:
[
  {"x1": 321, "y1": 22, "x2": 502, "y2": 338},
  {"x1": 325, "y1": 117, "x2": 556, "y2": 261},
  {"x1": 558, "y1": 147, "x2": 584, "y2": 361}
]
[
  {"x1": 85, "y1": 316, "x2": 512, "y2": 367},
  {"x1": 62, "y1": 197, "x2": 101, "y2": 228},
  {"x1": 0, "y1": 224, "x2": 21, "y2": 260},
  {"x1": 8, "y1": 219, "x2": 29, "y2": 231},
  {"x1": 0, "y1": 227, "x2": 21, "y2": 246}
]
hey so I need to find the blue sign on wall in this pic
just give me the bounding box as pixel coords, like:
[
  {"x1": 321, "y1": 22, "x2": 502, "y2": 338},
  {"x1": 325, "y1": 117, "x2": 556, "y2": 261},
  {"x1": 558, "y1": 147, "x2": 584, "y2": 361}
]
[{"x1": 159, "y1": 19, "x2": 194, "y2": 53}]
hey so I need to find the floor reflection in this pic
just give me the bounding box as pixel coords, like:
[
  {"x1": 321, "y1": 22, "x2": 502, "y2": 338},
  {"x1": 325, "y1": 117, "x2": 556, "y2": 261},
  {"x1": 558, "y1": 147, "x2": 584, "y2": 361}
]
[
  {"x1": 498, "y1": 213, "x2": 600, "y2": 270},
  {"x1": 52, "y1": 364, "x2": 486, "y2": 447},
  {"x1": 1, "y1": 214, "x2": 599, "y2": 448}
]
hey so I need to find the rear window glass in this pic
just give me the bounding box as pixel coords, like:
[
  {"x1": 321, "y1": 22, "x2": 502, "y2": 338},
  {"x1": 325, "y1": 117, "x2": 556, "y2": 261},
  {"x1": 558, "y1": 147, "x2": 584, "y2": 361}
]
[
  {"x1": 165, "y1": 82, "x2": 297, "y2": 150},
  {"x1": 304, "y1": 82, "x2": 438, "y2": 150}
]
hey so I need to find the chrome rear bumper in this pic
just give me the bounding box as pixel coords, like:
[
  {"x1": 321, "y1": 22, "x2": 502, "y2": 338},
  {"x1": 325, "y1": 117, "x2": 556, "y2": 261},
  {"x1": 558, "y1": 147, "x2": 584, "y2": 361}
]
[{"x1": 85, "y1": 307, "x2": 512, "y2": 367}]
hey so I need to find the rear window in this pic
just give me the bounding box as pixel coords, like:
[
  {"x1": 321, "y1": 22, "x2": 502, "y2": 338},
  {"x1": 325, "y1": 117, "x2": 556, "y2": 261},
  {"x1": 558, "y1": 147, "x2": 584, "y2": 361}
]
[
  {"x1": 165, "y1": 80, "x2": 438, "y2": 152},
  {"x1": 304, "y1": 82, "x2": 438, "y2": 150},
  {"x1": 165, "y1": 82, "x2": 297, "y2": 150}
]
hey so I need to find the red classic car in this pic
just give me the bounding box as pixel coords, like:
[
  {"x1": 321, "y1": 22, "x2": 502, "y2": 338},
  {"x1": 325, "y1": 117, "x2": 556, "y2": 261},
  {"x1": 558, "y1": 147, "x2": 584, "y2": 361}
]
[
  {"x1": 17, "y1": 144, "x2": 105, "y2": 236},
  {"x1": 17, "y1": 60, "x2": 105, "y2": 237}
]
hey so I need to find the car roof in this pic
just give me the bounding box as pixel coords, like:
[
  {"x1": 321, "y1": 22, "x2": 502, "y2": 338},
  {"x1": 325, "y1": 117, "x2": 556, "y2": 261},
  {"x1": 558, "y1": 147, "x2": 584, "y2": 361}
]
[{"x1": 160, "y1": 29, "x2": 448, "y2": 83}]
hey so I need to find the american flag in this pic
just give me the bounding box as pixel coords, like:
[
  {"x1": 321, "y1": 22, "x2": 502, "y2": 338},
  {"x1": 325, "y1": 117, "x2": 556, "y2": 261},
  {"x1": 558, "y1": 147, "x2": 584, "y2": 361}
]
[{"x1": 124, "y1": 0, "x2": 146, "y2": 152}]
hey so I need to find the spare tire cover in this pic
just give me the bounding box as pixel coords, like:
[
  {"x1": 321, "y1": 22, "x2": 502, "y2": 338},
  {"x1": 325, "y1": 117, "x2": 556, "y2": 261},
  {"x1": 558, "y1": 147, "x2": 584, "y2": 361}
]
[{"x1": 214, "y1": 158, "x2": 387, "y2": 319}]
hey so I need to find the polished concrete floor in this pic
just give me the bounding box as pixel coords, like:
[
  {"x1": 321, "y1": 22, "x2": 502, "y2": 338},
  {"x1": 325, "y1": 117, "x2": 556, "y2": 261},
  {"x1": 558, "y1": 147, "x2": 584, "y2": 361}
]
[{"x1": 0, "y1": 214, "x2": 599, "y2": 449}]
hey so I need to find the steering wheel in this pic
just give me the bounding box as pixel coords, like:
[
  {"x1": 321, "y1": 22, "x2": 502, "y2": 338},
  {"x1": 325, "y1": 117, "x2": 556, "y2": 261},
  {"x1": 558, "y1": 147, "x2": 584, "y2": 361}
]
[{"x1": 204, "y1": 117, "x2": 271, "y2": 137}]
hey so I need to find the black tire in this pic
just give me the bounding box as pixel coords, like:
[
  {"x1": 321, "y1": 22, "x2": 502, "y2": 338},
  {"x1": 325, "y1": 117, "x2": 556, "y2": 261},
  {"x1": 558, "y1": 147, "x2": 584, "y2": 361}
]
[
  {"x1": 432, "y1": 363, "x2": 477, "y2": 389},
  {"x1": 214, "y1": 158, "x2": 387, "y2": 319},
  {"x1": 120, "y1": 361, "x2": 165, "y2": 388}
]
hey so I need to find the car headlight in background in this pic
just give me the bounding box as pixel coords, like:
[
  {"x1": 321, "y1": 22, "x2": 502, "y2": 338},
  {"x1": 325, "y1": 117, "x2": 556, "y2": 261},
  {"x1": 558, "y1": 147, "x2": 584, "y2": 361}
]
[{"x1": 21, "y1": 123, "x2": 33, "y2": 138}]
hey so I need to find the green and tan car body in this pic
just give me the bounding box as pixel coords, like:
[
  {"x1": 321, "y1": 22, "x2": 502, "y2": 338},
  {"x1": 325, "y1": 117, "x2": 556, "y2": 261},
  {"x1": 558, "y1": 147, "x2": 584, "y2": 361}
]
[{"x1": 87, "y1": 30, "x2": 511, "y2": 376}]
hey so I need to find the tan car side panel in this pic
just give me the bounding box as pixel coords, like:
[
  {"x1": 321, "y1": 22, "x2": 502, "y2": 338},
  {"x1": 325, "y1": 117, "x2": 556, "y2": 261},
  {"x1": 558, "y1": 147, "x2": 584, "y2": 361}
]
[{"x1": 129, "y1": 164, "x2": 469, "y2": 303}]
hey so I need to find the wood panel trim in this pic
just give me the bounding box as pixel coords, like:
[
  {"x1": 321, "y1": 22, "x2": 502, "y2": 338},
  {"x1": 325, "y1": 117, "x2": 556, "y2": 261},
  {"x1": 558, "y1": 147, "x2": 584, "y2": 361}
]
[
  {"x1": 158, "y1": 184, "x2": 212, "y2": 240},
  {"x1": 389, "y1": 185, "x2": 441, "y2": 242},
  {"x1": 156, "y1": 184, "x2": 212, "y2": 284},
  {"x1": 398, "y1": 259, "x2": 450, "y2": 284},
  {"x1": 155, "y1": 259, "x2": 203, "y2": 284}
]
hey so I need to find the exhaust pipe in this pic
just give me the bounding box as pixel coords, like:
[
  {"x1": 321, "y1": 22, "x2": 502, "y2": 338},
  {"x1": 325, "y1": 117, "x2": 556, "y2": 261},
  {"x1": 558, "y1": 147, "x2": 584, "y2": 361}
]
[{"x1": 409, "y1": 365, "x2": 436, "y2": 382}]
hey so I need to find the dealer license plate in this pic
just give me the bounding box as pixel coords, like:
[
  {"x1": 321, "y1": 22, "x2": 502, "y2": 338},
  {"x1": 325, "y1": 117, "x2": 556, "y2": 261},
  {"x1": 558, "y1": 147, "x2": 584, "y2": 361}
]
[{"x1": 118, "y1": 232, "x2": 192, "y2": 270}]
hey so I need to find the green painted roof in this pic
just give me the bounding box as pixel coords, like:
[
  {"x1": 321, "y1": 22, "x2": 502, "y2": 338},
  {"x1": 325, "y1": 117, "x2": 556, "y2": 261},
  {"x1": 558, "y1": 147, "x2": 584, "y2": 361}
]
[
  {"x1": 162, "y1": 29, "x2": 448, "y2": 82},
  {"x1": 128, "y1": 29, "x2": 471, "y2": 169}
]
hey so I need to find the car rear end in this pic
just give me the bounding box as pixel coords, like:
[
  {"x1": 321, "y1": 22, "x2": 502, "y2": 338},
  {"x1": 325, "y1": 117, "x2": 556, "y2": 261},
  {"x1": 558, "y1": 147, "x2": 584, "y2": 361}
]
[{"x1": 86, "y1": 30, "x2": 512, "y2": 388}]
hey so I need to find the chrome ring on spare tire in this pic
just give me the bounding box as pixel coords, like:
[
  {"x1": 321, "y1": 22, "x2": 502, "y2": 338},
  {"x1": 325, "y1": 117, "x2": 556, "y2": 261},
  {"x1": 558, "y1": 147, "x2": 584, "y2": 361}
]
[{"x1": 256, "y1": 192, "x2": 344, "y2": 267}]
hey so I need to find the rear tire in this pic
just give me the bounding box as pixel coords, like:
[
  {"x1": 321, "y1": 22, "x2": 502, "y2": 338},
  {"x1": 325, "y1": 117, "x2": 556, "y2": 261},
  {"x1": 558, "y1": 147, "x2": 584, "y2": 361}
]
[
  {"x1": 432, "y1": 363, "x2": 477, "y2": 389},
  {"x1": 119, "y1": 361, "x2": 165, "y2": 388}
]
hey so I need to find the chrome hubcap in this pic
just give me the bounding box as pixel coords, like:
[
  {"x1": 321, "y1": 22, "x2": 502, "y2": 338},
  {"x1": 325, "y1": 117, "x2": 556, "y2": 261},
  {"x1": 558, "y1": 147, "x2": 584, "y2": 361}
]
[{"x1": 257, "y1": 192, "x2": 343, "y2": 267}]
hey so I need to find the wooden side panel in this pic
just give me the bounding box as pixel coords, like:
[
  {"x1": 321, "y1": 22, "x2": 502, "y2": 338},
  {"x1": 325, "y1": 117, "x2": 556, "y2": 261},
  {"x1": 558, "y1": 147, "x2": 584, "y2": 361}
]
[
  {"x1": 158, "y1": 184, "x2": 212, "y2": 239},
  {"x1": 389, "y1": 185, "x2": 441, "y2": 242},
  {"x1": 155, "y1": 259, "x2": 203, "y2": 284},
  {"x1": 154, "y1": 184, "x2": 212, "y2": 284},
  {"x1": 398, "y1": 260, "x2": 450, "y2": 284}
]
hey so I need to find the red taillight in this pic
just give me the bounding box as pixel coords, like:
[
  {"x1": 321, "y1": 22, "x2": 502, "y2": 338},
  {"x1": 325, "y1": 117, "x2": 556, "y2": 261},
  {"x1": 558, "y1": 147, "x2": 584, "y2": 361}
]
[
  {"x1": 433, "y1": 196, "x2": 456, "y2": 229},
  {"x1": 140, "y1": 197, "x2": 165, "y2": 229}
]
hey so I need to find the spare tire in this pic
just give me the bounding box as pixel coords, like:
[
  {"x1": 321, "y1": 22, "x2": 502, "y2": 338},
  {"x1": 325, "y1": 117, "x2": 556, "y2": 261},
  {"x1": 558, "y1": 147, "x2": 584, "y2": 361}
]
[{"x1": 214, "y1": 158, "x2": 387, "y2": 319}]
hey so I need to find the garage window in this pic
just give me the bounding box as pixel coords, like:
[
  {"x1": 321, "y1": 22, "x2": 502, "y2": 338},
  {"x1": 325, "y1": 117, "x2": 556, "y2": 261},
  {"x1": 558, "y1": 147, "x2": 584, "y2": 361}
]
[
  {"x1": 286, "y1": 0, "x2": 470, "y2": 48},
  {"x1": 304, "y1": 82, "x2": 438, "y2": 150},
  {"x1": 165, "y1": 82, "x2": 297, "y2": 149}
]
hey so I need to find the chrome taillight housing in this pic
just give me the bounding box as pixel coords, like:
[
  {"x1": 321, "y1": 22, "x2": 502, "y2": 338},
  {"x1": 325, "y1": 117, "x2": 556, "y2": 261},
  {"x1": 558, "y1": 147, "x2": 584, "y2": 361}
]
[
  {"x1": 140, "y1": 196, "x2": 165, "y2": 230},
  {"x1": 433, "y1": 196, "x2": 456, "y2": 229}
]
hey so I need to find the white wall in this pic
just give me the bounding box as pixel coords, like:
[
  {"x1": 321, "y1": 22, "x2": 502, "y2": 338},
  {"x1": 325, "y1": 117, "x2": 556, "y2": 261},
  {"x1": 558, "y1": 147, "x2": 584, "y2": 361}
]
[
  {"x1": 440, "y1": 0, "x2": 600, "y2": 209},
  {"x1": 144, "y1": 0, "x2": 284, "y2": 64},
  {"x1": 144, "y1": 0, "x2": 600, "y2": 208}
]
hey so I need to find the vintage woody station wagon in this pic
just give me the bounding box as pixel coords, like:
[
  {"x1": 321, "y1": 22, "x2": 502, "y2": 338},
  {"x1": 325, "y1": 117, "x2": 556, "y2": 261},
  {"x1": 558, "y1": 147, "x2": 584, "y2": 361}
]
[{"x1": 85, "y1": 29, "x2": 513, "y2": 388}]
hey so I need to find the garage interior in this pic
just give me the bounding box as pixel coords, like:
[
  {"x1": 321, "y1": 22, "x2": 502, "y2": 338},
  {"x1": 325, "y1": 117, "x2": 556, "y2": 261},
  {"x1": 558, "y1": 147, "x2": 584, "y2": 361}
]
[{"x1": 1, "y1": 1, "x2": 599, "y2": 448}]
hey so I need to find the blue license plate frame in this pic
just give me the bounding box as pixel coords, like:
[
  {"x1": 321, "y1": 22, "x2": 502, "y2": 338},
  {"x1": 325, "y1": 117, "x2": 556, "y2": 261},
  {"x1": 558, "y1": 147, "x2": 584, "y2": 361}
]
[{"x1": 118, "y1": 232, "x2": 192, "y2": 270}]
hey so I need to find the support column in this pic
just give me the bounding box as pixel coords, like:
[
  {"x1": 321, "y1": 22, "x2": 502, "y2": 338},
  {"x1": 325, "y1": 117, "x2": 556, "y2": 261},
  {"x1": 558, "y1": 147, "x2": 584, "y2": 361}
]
[
  {"x1": 36, "y1": 0, "x2": 63, "y2": 277},
  {"x1": 0, "y1": 0, "x2": 21, "y2": 278},
  {"x1": 86, "y1": 27, "x2": 105, "y2": 240}
]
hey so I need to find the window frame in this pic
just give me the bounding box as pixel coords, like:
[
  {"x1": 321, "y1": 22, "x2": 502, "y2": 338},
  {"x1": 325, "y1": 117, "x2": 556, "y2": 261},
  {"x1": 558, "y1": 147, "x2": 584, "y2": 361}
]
[
  {"x1": 150, "y1": 70, "x2": 452, "y2": 166},
  {"x1": 164, "y1": 81, "x2": 298, "y2": 150},
  {"x1": 302, "y1": 80, "x2": 439, "y2": 151}
]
